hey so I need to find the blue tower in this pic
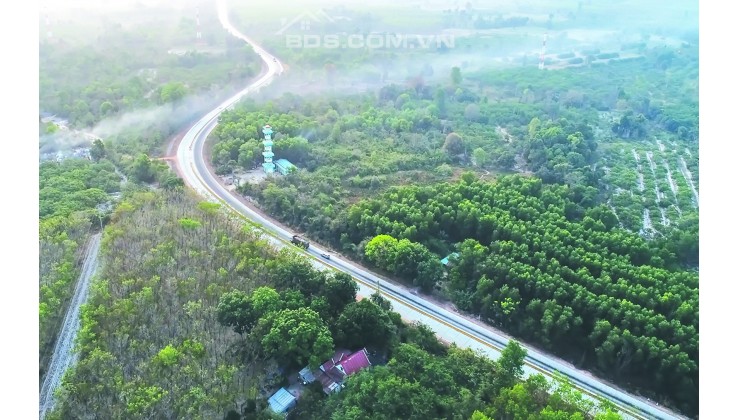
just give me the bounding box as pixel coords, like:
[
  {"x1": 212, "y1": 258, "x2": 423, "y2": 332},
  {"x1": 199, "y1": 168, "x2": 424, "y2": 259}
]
[{"x1": 262, "y1": 124, "x2": 276, "y2": 174}]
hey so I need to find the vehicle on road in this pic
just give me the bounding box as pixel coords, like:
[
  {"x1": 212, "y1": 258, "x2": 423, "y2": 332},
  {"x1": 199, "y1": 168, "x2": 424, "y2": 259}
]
[
  {"x1": 291, "y1": 235, "x2": 309, "y2": 249},
  {"x1": 172, "y1": 7, "x2": 686, "y2": 418},
  {"x1": 320, "y1": 252, "x2": 331, "y2": 259}
]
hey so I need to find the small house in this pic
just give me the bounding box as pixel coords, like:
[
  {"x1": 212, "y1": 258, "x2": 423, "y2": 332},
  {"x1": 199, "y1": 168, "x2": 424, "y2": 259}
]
[
  {"x1": 315, "y1": 348, "x2": 372, "y2": 395},
  {"x1": 299, "y1": 366, "x2": 316, "y2": 385},
  {"x1": 267, "y1": 387, "x2": 297, "y2": 414},
  {"x1": 275, "y1": 158, "x2": 296, "y2": 175},
  {"x1": 440, "y1": 252, "x2": 460, "y2": 267}
]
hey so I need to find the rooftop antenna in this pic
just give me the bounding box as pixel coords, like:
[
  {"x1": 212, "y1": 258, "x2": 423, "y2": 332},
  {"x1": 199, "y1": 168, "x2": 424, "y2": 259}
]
[{"x1": 539, "y1": 33, "x2": 548, "y2": 70}]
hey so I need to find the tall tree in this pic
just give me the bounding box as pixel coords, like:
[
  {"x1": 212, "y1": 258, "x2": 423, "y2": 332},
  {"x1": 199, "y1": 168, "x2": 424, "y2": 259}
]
[
  {"x1": 443, "y1": 132, "x2": 465, "y2": 156},
  {"x1": 216, "y1": 290, "x2": 256, "y2": 335},
  {"x1": 335, "y1": 299, "x2": 396, "y2": 350},
  {"x1": 451, "y1": 66, "x2": 462, "y2": 86},
  {"x1": 495, "y1": 340, "x2": 527, "y2": 390},
  {"x1": 261, "y1": 308, "x2": 334, "y2": 368},
  {"x1": 90, "y1": 139, "x2": 107, "y2": 162}
]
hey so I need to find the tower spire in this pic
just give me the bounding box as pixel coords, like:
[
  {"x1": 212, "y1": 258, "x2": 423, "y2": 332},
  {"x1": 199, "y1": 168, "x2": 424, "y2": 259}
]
[
  {"x1": 262, "y1": 125, "x2": 276, "y2": 174},
  {"x1": 539, "y1": 33, "x2": 548, "y2": 70}
]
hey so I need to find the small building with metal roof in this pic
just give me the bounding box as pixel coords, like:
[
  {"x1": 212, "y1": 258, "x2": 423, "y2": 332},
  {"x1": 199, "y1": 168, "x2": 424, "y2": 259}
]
[
  {"x1": 299, "y1": 366, "x2": 316, "y2": 385},
  {"x1": 440, "y1": 252, "x2": 460, "y2": 267},
  {"x1": 267, "y1": 387, "x2": 297, "y2": 414},
  {"x1": 275, "y1": 158, "x2": 296, "y2": 175}
]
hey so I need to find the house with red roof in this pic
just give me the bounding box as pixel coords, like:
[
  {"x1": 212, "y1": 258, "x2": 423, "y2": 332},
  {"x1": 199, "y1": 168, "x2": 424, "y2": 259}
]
[{"x1": 309, "y1": 348, "x2": 372, "y2": 395}]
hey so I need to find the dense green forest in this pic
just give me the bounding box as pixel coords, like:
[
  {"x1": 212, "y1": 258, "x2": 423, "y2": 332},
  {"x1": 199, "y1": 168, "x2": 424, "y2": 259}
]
[
  {"x1": 215, "y1": 43, "x2": 698, "y2": 252},
  {"x1": 49, "y1": 190, "x2": 622, "y2": 419},
  {"x1": 207, "y1": 42, "x2": 698, "y2": 416},
  {"x1": 344, "y1": 176, "x2": 698, "y2": 415},
  {"x1": 39, "y1": 159, "x2": 121, "y2": 379}
]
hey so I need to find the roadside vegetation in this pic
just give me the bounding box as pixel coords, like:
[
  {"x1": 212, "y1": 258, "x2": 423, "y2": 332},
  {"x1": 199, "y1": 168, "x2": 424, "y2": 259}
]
[
  {"x1": 209, "y1": 40, "x2": 699, "y2": 416},
  {"x1": 39, "y1": 158, "x2": 121, "y2": 382},
  {"x1": 49, "y1": 190, "x2": 621, "y2": 419}
]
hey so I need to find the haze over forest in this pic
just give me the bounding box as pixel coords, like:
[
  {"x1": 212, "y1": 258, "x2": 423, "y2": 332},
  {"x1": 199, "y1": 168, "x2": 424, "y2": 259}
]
[{"x1": 39, "y1": 0, "x2": 699, "y2": 419}]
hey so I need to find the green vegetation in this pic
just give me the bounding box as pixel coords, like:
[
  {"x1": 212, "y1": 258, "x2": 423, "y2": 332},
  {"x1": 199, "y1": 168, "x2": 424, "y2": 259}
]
[
  {"x1": 214, "y1": 43, "x2": 698, "y2": 249},
  {"x1": 364, "y1": 234, "x2": 443, "y2": 292},
  {"x1": 342, "y1": 176, "x2": 698, "y2": 414},
  {"x1": 39, "y1": 159, "x2": 121, "y2": 379},
  {"x1": 312, "y1": 342, "x2": 621, "y2": 420},
  {"x1": 41, "y1": 0, "x2": 699, "y2": 417},
  {"x1": 50, "y1": 191, "x2": 277, "y2": 418},
  {"x1": 50, "y1": 190, "x2": 620, "y2": 419},
  {"x1": 40, "y1": 5, "x2": 260, "y2": 130},
  {"x1": 206, "y1": 42, "x2": 698, "y2": 416}
]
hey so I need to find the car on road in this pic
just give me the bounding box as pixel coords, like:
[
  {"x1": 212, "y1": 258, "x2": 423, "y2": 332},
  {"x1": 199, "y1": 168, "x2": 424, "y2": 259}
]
[{"x1": 320, "y1": 252, "x2": 331, "y2": 259}]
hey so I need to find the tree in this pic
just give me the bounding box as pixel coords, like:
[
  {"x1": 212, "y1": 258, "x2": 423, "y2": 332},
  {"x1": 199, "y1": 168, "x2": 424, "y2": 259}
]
[
  {"x1": 464, "y1": 104, "x2": 481, "y2": 122},
  {"x1": 335, "y1": 299, "x2": 396, "y2": 350},
  {"x1": 321, "y1": 272, "x2": 358, "y2": 317},
  {"x1": 470, "y1": 411, "x2": 492, "y2": 420},
  {"x1": 415, "y1": 257, "x2": 443, "y2": 293},
  {"x1": 237, "y1": 142, "x2": 256, "y2": 169},
  {"x1": 472, "y1": 148, "x2": 488, "y2": 167},
  {"x1": 99, "y1": 101, "x2": 115, "y2": 117},
  {"x1": 403, "y1": 322, "x2": 447, "y2": 356},
  {"x1": 269, "y1": 251, "x2": 326, "y2": 296},
  {"x1": 365, "y1": 234, "x2": 399, "y2": 270},
  {"x1": 443, "y1": 132, "x2": 465, "y2": 156},
  {"x1": 161, "y1": 174, "x2": 185, "y2": 191},
  {"x1": 261, "y1": 308, "x2": 334, "y2": 367},
  {"x1": 131, "y1": 153, "x2": 154, "y2": 183},
  {"x1": 216, "y1": 290, "x2": 256, "y2": 334},
  {"x1": 178, "y1": 218, "x2": 202, "y2": 230},
  {"x1": 461, "y1": 171, "x2": 476, "y2": 184},
  {"x1": 435, "y1": 88, "x2": 448, "y2": 116},
  {"x1": 451, "y1": 66, "x2": 462, "y2": 86},
  {"x1": 160, "y1": 82, "x2": 187, "y2": 103},
  {"x1": 371, "y1": 290, "x2": 392, "y2": 311},
  {"x1": 251, "y1": 287, "x2": 282, "y2": 316},
  {"x1": 90, "y1": 139, "x2": 107, "y2": 162},
  {"x1": 496, "y1": 340, "x2": 527, "y2": 390},
  {"x1": 155, "y1": 344, "x2": 181, "y2": 367}
]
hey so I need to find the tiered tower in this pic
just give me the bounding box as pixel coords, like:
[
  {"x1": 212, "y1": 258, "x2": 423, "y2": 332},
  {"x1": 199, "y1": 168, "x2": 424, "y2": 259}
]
[{"x1": 262, "y1": 125, "x2": 276, "y2": 173}]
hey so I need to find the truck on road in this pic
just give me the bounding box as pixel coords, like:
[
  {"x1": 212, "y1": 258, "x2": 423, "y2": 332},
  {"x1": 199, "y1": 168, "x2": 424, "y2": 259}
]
[{"x1": 291, "y1": 235, "x2": 309, "y2": 249}]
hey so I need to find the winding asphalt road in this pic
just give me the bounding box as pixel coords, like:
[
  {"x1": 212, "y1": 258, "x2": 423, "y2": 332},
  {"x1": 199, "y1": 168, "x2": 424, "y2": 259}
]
[{"x1": 174, "y1": 2, "x2": 684, "y2": 419}]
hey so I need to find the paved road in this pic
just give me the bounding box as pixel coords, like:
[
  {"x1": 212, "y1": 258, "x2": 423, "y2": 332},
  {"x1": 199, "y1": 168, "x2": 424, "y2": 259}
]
[{"x1": 175, "y1": 3, "x2": 683, "y2": 419}]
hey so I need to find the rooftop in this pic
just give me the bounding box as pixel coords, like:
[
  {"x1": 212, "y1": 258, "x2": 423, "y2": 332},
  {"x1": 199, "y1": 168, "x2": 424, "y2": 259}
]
[
  {"x1": 337, "y1": 348, "x2": 371, "y2": 376},
  {"x1": 267, "y1": 387, "x2": 296, "y2": 414},
  {"x1": 275, "y1": 158, "x2": 296, "y2": 169},
  {"x1": 321, "y1": 349, "x2": 351, "y2": 373},
  {"x1": 440, "y1": 252, "x2": 460, "y2": 266},
  {"x1": 299, "y1": 366, "x2": 316, "y2": 384}
]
